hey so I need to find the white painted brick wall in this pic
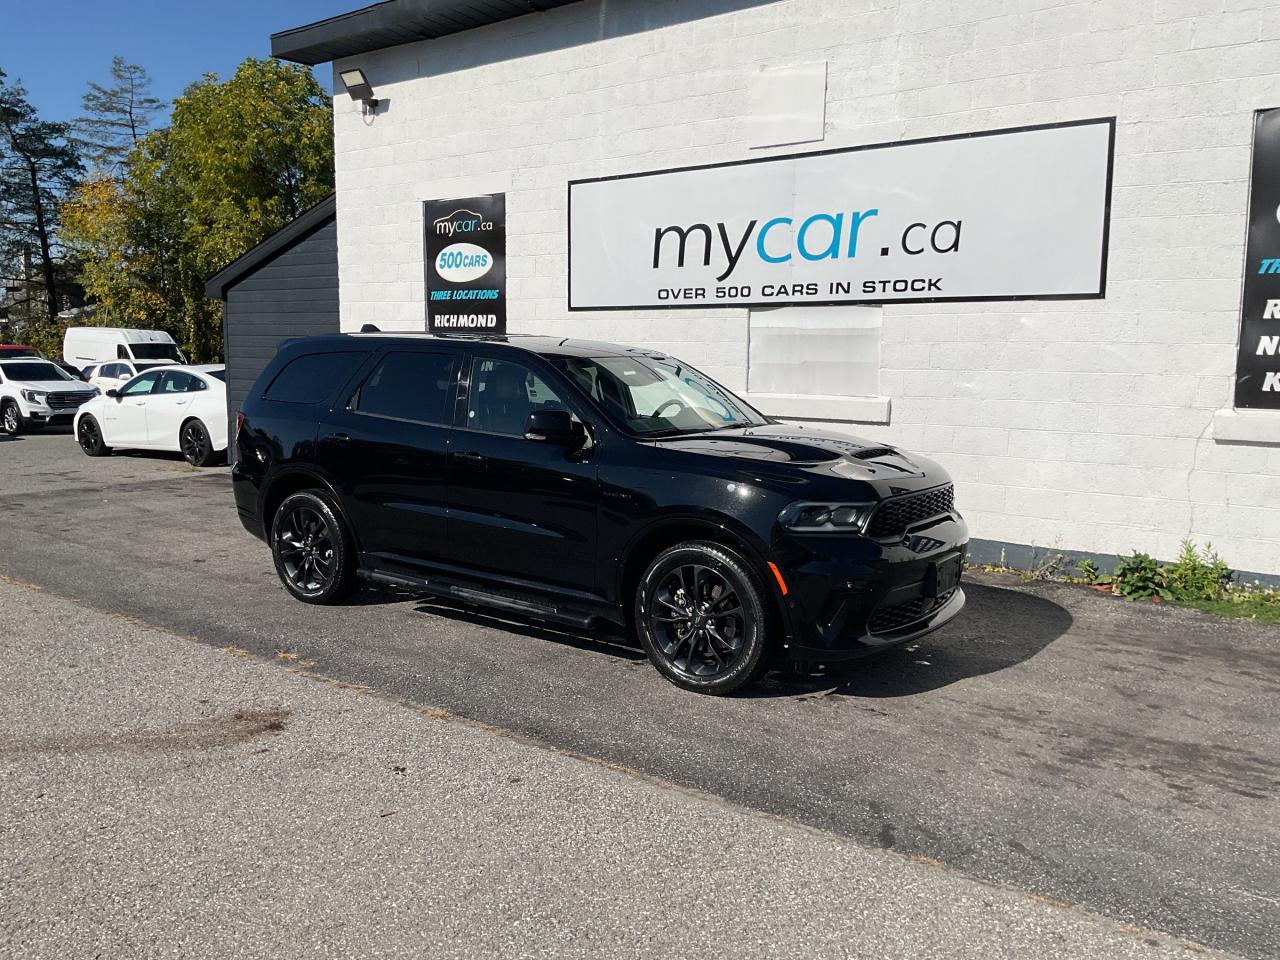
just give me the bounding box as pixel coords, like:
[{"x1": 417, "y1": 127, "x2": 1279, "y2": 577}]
[{"x1": 331, "y1": 0, "x2": 1280, "y2": 575}]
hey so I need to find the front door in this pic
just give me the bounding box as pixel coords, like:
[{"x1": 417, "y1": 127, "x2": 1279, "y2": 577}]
[
  {"x1": 102, "y1": 370, "x2": 160, "y2": 445},
  {"x1": 447, "y1": 354, "x2": 599, "y2": 595},
  {"x1": 315, "y1": 347, "x2": 458, "y2": 574}
]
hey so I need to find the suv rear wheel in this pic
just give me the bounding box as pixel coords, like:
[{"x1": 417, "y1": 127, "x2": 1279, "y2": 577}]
[
  {"x1": 270, "y1": 490, "x2": 359, "y2": 604},
  {"x1": 635, "y1": 541, "x2": 772, "y2": 695}
]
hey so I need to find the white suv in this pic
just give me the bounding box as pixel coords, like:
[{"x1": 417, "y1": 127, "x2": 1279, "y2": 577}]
[{"x1": 0, "y1": 358, "x2": 99, "y2": 435}]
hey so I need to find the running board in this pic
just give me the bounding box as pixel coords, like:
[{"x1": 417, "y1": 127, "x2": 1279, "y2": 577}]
[{"x1": 362, "y1": 568, "x2": 597, "y2": 629}]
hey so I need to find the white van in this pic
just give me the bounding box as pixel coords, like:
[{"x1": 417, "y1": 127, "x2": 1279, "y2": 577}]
[{"x1": 63, "y1": 327, "x2": 186, "y2": 368}]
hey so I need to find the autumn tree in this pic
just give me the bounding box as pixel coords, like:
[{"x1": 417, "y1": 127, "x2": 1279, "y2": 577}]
[
  {"x1": 74, "y1": 57, "x2": 164, "y2": 173},
  {"x1": 0, "y1": 68, "x2": 83, "y2": 328},
  {"x1": 61, "y1": 58, "x2": 333, "y2": 361}
]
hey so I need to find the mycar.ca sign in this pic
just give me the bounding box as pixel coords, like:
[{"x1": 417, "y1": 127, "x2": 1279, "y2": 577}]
[
  {"x1": 424, "y1": 194, "x2": 506, "y2": 333},
  {"x1": 568, "y1": 118, "x2": 1114, "y2": 310},
  {"x1": 1234, "y1": 108, "x2": 1280, "y2": 409}
]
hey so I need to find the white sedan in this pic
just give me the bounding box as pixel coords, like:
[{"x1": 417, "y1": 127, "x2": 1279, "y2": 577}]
[{"x1": 74, "y1": 365, "x2": 229, "y2": 467}]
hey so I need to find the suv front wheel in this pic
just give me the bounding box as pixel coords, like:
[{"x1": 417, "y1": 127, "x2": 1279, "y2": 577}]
[
  {"x1": 635, "y1": 541, "x2": 772, "y2": 695},
  {"x1": 1, "y1": 400, "x2": 23, "y2": 436},
  {"x1": 270, "y1": 490, "x2": 359, "y2": 604}
]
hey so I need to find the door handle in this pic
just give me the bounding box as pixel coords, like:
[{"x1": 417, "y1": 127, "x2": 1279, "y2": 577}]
[
  {"x1": 455, "y1": 451, "x2": 485, "y2": 462},
  {"x1": 326, "y1": 432, "x2": 351, "y2": 443}
]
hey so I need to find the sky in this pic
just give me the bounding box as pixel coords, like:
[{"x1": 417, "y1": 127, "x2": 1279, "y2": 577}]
[{"x1": 1, "y1": 0, "x2": 362, "y2": 124}]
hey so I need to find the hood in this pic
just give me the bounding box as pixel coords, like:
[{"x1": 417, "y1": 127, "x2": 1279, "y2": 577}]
[
  {"x1": 12, "y1": 379, "x2": 96, "y2": 393},
  {"x1": 646, "y1": 423, "x2": 949, "y2": 495}
]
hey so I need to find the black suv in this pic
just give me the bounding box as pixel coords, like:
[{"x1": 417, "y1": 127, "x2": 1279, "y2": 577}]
[{"x1": 233, "y1": 334, "x2": 968, "y2": 694}]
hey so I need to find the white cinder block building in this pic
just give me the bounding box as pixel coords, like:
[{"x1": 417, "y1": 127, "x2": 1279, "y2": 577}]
[{"x1": 265, "y1": 0, "x2": 1280, "y2": 578}]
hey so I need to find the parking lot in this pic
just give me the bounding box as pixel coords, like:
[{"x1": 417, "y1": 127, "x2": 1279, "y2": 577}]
[{"x1": 2, "y1": 430, "x2": 1278, "y2": 958}]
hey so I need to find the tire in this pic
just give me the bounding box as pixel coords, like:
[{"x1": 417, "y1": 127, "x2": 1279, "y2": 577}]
[
  {"x1": 634, "y1": 541, "x2": 772, "y2": 695},
  {"x1": 270, "y1": 490, "x2": 359, "y2": 604},
  {"x1": 1, "y1": 400, "x2": 23, "y2": 436},
  {"x1": 77, "y1": 415, "x2": 112, "y2": 456},
  {"x1": 180, "y1": 418, "x2": 218, "y2": 467}
]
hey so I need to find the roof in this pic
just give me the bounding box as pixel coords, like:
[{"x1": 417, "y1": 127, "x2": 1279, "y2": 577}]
[
  {"x1": 272, "y1": 0, "x2": 585, "y2": 66},
  {"x1": 204, "y1": 195, "x2": 336, "y2": 300},
  {"x1": 303, "y1": 332, "x2": 667, "y2": 359}
]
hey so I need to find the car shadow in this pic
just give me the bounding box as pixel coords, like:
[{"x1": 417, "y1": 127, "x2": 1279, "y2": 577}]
[
  {"x1": 375, "y1": 579, "x2": 1072, "y2": 691},
  {"x1": 746, "y1": 581, "x2": 1073, "y2": 699}
]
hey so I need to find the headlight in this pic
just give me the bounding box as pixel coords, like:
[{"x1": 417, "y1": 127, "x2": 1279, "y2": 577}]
[
  {"x1": 21, "y1": 389, "x2": 47, "y2": 405},
  {"x1": 778, "y1": 501, "x2": 875, "y2": 534},
  {"x1": 91, "y1": 387, "x2": 101, "y2": 396}
]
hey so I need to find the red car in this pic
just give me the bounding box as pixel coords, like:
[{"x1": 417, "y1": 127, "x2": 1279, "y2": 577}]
[{"x1": 0, "y1": 345, "x2": 86, "y2": 380}]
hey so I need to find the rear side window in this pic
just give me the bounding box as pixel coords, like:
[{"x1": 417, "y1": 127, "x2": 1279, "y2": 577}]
[
  {"x1": 158, "y1": 371, "x2": 197, "y2": 393},
  {"x1": 263, "y1": 351, "x2": 364, "y2": 405},
  {"x1": 352, "y1": 351, "x2": 456, "y2": 425}
]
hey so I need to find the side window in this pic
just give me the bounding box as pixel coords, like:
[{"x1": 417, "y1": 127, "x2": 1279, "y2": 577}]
[
  {"x1": 116, "y1": 345, "x2": 129, "y2": 359},
  {"x1": 352, "y1": 351, "x2": 455, "y2": 425},
  {"x1": 187, "y1": 376, "x2": 208, "y2": 392},
  {"x1": 101, "y1": 363, "x2": 122, "y2": 379},
  {"x1": 263, "y1": 351, "x2": 365, "y2": 405},
  {"x1": 466, "y1": 357, "x2": 567, "y2": 436},
  {"x1": 120, "y1": 371, "x2": 161, "y2": 396},
  {"x1": 158, "y1": 371, "x2": 195, "y2": 393}
]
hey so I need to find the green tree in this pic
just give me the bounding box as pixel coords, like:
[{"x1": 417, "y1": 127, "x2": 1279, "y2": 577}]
[
  {"x1": 0, "y1": 68, "x2": 83, "y2": 327},
  {"x1": 61, "y1": 58, "x2": 333, "y2": 361},
  {"x1": 74, "y1": 57, "x2": 164, "y2": 173}
]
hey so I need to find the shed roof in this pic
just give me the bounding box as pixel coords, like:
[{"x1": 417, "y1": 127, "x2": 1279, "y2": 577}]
[{"x1": 204, "y1": 194, "x2": 336, "y2": 300}]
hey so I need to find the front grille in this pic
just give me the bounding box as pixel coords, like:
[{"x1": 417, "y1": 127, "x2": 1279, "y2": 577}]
[
  {"x1": 866, "y1": 484, "x2": 954, "y2": 538},
  {"x1": 867, "y1": 589, "x2": 955, "y2": 634},
  {"x1": 46, "y1": 392, "x2": 93, "y2": 410}
]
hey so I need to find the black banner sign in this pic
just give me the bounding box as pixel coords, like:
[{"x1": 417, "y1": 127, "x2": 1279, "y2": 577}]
[
  {"x1": 1235, "y1": 109, "x2": 1280, "y2": 409},
  {"x1": 424, "y1": 194, "x2": 506, "y2": 334}
]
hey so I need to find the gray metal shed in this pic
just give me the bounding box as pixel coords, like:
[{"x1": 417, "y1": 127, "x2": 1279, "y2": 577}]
[{"x1": 205, "y1": 195, "x2": 339, "y2": 461}]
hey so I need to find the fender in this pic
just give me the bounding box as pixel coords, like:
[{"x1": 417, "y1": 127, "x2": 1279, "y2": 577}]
[
  {"x1": 614, "y1": 509, "x2": 775, "y2": 601},
  {"x1": 260, "y1": 464, "x2": 366, "y2": 555}
]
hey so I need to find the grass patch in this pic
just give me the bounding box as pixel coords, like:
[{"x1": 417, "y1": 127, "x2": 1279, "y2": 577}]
[{"x1": 973, "y1": 541, "x2": 1280, "y2": 624}]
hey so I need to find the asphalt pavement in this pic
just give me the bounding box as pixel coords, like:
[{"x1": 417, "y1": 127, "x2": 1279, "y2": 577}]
[{"x1": 1, "y1": 430, "x2": 1277, "y2": 958}]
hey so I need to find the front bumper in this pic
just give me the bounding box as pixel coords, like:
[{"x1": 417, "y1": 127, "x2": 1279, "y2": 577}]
[
  {"x1": 772, "y1": 513, "x2": 969, "y2": 662},
  {"x1": 23, "y1": 406, "x2": 79, "y2": 426}
]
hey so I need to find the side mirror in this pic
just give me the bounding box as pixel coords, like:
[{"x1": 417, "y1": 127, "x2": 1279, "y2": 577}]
[
  {"x1": 105, "y1": 389, "x2": 119, "y2": 399},
  {"x1": 525, "y1": 409, "x2": 585, "y2": 447}
]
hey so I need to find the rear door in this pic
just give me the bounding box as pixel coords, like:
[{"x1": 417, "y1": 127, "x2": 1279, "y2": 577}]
[
  {"x1": 316, "y1": 346, "x2": 459, "y2": 574},
  {"x1": 147, "y1": 370, "x2": 198, "y2": 448}
]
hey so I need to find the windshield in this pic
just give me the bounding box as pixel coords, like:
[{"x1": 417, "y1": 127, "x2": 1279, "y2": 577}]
[
  {"x1": 0, "y1": 361, "x2": 76, "y2": 383},
  {"x1": 130, "y1": 343, "x2": 184, "y2": 361},
  {"x1": 204, "y1": 368, "x2": 227, "y2": 382},
  {"x1": 554, "y1": 355, "x2": 767, "y2": 436}
]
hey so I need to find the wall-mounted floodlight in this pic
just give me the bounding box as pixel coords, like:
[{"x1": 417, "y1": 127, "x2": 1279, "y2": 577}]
[{"x1": 339, "y1": 68, "x2": 379, "y2": 115}]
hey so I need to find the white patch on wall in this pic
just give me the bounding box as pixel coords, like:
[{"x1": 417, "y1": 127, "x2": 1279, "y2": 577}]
[
  {"x1": 748, "y1": 305, "x2": 882, "y2": 398},
  {"x1": 747, "y1": 61, "x2": 827, "y2": 148}
]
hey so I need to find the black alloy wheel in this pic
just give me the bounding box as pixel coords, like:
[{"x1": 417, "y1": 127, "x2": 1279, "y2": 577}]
[
  {"x1": 180, "y1": 419, "x2": 217, "y2": 467},
  {"x1": 636, "y1": 541, "x2": 771, "y2": 695},
  {"x1": 1, "y1": 401, "x2": 21, "y2": 436},
  {"x1": 77, "y1": 415, "x2": 111, "y2": 456},
  {"x1": 270, "y1": 490, "x2": 358, "y2": 604}
]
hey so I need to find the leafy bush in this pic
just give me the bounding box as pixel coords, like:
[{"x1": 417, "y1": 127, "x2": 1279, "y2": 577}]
[
  {"x1": 1075, "y1": 558, "x2": 1103, "y2": 584},
  {"x1": 1162, "y1": 540, "x2": 1232, "y2": 602},
  {"x1": 1111, "y1": 551, "x2": 1169, "y2": 601}
]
